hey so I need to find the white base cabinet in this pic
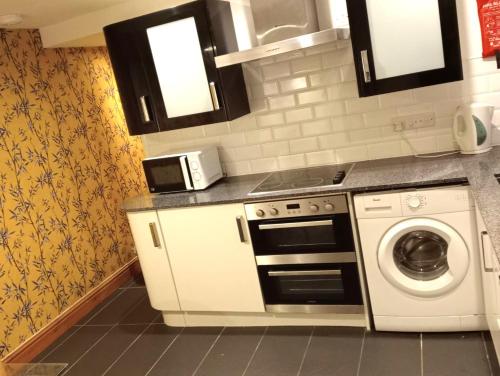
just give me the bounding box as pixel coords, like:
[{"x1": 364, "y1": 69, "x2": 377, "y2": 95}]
[
  {"x1": 127, "y1": 211, "x2": 180, "y2": 311},
  {"x1": 475, "y1": 206, "x2": 500, "y2": 360},
  {"x1": 158, "y1": 203, "x2": 265, "y2": 313}
]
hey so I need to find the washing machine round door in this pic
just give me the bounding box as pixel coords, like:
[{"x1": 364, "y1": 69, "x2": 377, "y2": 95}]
[{"x1": 378, "y1": 218, "x2": 469, "y2": 297}]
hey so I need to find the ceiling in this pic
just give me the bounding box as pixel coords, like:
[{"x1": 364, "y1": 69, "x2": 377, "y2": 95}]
[{"x1": 0, "y1": 0, "x2": 129, "y2": 28}]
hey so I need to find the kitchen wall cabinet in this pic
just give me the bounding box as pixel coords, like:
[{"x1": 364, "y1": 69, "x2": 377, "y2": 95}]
[
  {"x1": 158, "y1": 204, "x2": 265, "y2": 313},
  {"x1": 104, "y1": 0, "x2": 249, "y2": 136},
  {"x1": 127, "y1": 210, "x2": 180, "y2": 311},
  {"x1": 346, "y1": 0, "x2": 463, "y2": 97},
  {"x1": 475, "y1": 206, "x2": 500, "y2": 360}
]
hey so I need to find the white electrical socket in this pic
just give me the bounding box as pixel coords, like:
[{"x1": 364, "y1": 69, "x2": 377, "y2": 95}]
[{"x1": 392, "y1": 112, "x2": 436, "y2": 132}]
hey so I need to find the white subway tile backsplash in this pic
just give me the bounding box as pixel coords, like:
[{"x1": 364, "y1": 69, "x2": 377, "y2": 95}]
[
  {"x1": 280, "y1": 76, "x2": 308, "y2": 93},
  {"x1": 285, "y1": 107, "x2": 314, "y2": 123},
  {"x1": 272, "y1": 124, "x2": 301, "y2": 140},
  {"x1": 262, "y1": 61, "x2": 291, "y2": 80},
  {"x1": 291, "y1": 55, "x2": 322, "y2": 74},
  {"x1": 143, "y1": 36, "x2": 493, "y2": 177},
  {"x1": 278, "y1": 154, "x2": 306, "y2": 169},
  {"x1": 289, "y1": 137, "x2": 319, "y2": 154},
  {"x1": 268, "y1": 94, "x2": 296, "y2": 110},
  {"x1": 301, "y1": 119, "x2": 332, "y2": 136},
  {"x1": 297, "y1": 89, "x2": 328, "y2": 105}
]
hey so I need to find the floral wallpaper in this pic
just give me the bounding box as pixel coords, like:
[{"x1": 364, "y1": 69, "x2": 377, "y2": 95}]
[{"x1": 0, "y1": 29, "x2": 146, "y2": 358}]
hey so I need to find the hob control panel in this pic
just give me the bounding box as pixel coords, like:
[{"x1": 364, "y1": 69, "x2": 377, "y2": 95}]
[{"x1": 245, "y1": 194, "x2": 349, "y2": 220}]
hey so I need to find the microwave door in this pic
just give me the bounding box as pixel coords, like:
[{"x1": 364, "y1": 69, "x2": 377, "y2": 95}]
[{"x1": 179, "y1": 156, "x2": 194, "y2": 190}]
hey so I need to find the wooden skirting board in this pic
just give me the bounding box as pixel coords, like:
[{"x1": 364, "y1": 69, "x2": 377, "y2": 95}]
[{"x1": 2, "y1": 257, "x2": 141, "y2": 363}]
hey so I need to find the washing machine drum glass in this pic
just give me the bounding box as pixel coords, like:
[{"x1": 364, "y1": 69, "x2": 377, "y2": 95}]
[{"x1": 393, "y1": 231, "x2": 449, "y2": 281}]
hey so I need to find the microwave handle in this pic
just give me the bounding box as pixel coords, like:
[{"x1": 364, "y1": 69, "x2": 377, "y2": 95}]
[{"x1": 180, "y1": 156, "x2": 194, "y2": 190}]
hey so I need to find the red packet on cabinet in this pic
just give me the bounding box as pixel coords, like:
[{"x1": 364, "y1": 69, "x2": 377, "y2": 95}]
[{"x1": 478, "y1": 0, "x2": 500, "y2": 57}]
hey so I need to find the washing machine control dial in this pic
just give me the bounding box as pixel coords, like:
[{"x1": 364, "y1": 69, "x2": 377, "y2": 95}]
[{"x1": 407, "y1": 196, "x2": 422, "y2": 209}]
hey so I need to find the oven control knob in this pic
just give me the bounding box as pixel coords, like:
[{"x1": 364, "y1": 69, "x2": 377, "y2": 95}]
[
  {"x1": 256, "y1": 209, "x2": 265, "y2": 217},
  {"x1": 309, "y1": 204, "x2": 319, "y2": 212},
  {"x1": 324, "y1": 203, "x2": 334, "y2": 211},
  {"x1": 270, "y1": 208, "x2": 279, "y2": 216}
]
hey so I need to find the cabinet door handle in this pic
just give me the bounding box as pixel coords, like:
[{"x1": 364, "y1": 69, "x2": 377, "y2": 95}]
[
  {"x1": 149, "y1": 223, "x2": 161, "y2": 248},
  {"x1": 360, "y1": 50, "x2": 372, "y2": 83},
  {"x1": 481, "y1": 231, "x2": 494, "y2": 273},
  {"x1": 139, "y1": 95, "x2": 151, "y2": 123},
  {"x1": 236, "y1": 216, "x2": 246, "y2": 243},
  {"x1": 209, "y1": 82, "x2": 220, "y2": 111}
]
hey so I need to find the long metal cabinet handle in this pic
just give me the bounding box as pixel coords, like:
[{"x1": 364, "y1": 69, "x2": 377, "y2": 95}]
[
  {"x1": 139, "y1": 95, "x2": 151, "y2": 123},
  {"x1": 360, "y1": 50, "x2": 372, "y2": 83},
  {"x1": 236, "y1": 216, "x2": 246, "y2": 243},
  {"x1": 209, "y1": 82, "x2": 220, "y2": 110},
  {"x1": 149, "y1": 223, "x2": 161, "y2": 248},
  {"x1": 481, "y1": 231, "x2": 494, "y2": 273},
  {"x1": 268, "y1": 270, "x2": 342, "y2": 277},
  {"x1": 258, "y1": 220, "x2": 333, "y2": 231}
]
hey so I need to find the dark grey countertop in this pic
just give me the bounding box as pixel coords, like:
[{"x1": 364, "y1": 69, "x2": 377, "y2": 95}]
[{"x1": 123, "y1": 148, "x2": 500, "y2": 260}]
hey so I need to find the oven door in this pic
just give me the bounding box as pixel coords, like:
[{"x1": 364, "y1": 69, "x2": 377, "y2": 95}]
[
  {"x1": 248, "y1": 214, "x2": 354, "y2": 255},
  {"x1": 143, "y1": 155, "x2": 193, "y2": 193},
  {"x1": 258, "y1": 261, "x2": 363, "y2": 314}
]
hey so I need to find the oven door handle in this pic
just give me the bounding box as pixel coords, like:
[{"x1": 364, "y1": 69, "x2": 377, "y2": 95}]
[
  {"x1": 267, "y1": 269, "x2": 342, "y2": 277},
  {"x1": 258, "y1": 220, "x2": 333, "y2": 230}
]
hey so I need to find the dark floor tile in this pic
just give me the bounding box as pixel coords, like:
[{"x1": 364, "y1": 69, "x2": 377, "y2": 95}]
[
  {"x1": 299, "y1": 327, "x2": 364, "y2": 376},
  {"x1": 42, "y1": 325, "x2": 112, "y2": 366},
  {"x1": 75, "y1": 289, "x2": 125, "y2": 325},
  {"x1": 245, "y1": 326, "x2": 313, "y2": 376},
  {"x1": 153, "y1": 313, "x2": 164, "y2": 323},
  {"x1": 123, "y1": 274, "x2": 145, "y2": 288},
  {"x1": 104, "y1": 324, "x2": 182, "y2": 376},
  {"x1": 119, "y1": 295, "x2": 159, "y2": 324},
  {"x1": 358, "y1": 332, "x2": 421, "y2": 376},
  {"x1": 33, "y1": 326, "x2": 81, "y2": 362},
  {"x1": 483, "y1": 331, "x2": 500, "y2": 375},
  {"x1": 86, "y1": 288, "x2": 146, "y2": 325},
  {"x1": 64, "y1": 324, "x2": 148, "y2": 376},
  {"x1": 147, "y1": 327, "x2": 222, "y2": 376},
  {"x1": 423, "y1": 332, "x2": 491, "y2": 376},
  {"x1": 196, "y1": 327, "x2": 266, "y2": 376}
]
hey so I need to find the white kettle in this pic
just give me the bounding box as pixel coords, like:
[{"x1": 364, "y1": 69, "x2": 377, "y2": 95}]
[{"x1": 453, "y1": 103, "x2": 496, "y2": 155}]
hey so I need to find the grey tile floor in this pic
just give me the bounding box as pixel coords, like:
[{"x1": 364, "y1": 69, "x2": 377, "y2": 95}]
[{"x1": 33, "y1": 276, "x2": 497, "y2": 376}]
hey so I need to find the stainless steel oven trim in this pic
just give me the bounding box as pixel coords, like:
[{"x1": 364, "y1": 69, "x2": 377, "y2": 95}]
[
  {"x1": 256, "y1": 252, "x2": 356, "y2": 266},
  {"x1": 265, "y1": 304, "x2": 364, "y2": 314},
  {"x1": 267, "y1": 269, "x2": 341, "y2": 277},
  {"x1": 258, "y1": 220, "x2": 333, "y2": 230}
]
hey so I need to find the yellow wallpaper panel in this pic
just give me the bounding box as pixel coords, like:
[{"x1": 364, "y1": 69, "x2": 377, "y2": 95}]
[{"x1": 0, "y1": 29, "x2": 146, "y2": 357}]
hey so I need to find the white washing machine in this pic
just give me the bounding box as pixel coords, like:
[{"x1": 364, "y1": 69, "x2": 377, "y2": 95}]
[{"x1": 354, "y1": 186, "x2": 486, "y2": 332}]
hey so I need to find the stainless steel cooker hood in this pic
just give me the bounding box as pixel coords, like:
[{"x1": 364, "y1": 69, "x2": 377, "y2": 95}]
[{"x1": 215, "y1": 0, "x2": 350, "y2": 68}]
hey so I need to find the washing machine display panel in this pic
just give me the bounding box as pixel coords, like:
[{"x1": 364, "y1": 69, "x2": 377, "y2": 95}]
[{"x1": 393, "y1": 230, "x2": 449, "y2": 281}]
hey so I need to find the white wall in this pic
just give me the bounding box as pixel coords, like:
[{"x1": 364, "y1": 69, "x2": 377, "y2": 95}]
[{"x1": 139, "y1": 0, "x2": 500, "y2": 176}]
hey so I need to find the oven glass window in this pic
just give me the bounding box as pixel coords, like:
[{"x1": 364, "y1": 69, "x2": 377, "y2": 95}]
[
  {"x1": 258, "y1": 263, "x2": 362, "y2": 306},
  {"x1": 249, "y1": 214, "x2": 353, "y2": 255}
]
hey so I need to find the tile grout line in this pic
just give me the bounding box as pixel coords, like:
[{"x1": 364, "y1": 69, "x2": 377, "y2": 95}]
[
  {"x1": 79, "y1": 288, "x2": 127, "y2": 326},
  {"x1": 192, "y1": 327, "x2": 226, "y2": 376},
  {"x1": 355, "y1": 329, "x2": 367, "y2": 376},
  {"x1": 480, "y1": 331, "x2": 495, "y2": 376},
  {"x1": 241, "y1": 326, "x2": 268, "y2": 376},
  {"x1": 60, "y1": 324, "x2": 117, "y2": 375},
  {"x1": 296, "y1": 326, "x2": 314, "y2": 376},
  {"x1": 101, "y1": 322, "x2": 153, "y2": 376},
  {"x1": 420, "y1": 333, "x2": 424, "y2": 376},
  {"x1": 37, "y1": 325, "x2": 86, "y2": 363},
  {"x1": 144, "y1": 327, "x2": 185, "y2": 376}
]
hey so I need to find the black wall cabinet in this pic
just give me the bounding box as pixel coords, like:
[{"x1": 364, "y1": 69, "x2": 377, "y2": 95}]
[
  {"x1": 347, "y1": 0, "x2": 463, "y2": 97},
  {"x1": 104, "y1": 0, "x2": 249, "y2": 135}
]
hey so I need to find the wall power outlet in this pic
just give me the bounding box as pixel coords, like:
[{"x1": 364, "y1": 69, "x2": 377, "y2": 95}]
[{"x1": 392, "y1": 112, "x2": 436, "y2": 132}]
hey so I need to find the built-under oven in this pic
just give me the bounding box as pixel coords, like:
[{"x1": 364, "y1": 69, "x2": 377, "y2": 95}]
[{"x1": 245, "y1": 194, "x2": 363, "y2": 314}]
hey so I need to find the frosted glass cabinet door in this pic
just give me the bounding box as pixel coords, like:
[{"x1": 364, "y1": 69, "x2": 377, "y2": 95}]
[
  {"x1": 147, "y1": 17, "x2": 215, "y2": 118},
  {"x1": 347, "y1": 0, "x2": 463, "y2": 97}
]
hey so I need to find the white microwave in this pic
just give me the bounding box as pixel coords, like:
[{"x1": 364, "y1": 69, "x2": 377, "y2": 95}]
[{"x1": 142, "y1": 145, "x2": 223, "y2": 193}]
